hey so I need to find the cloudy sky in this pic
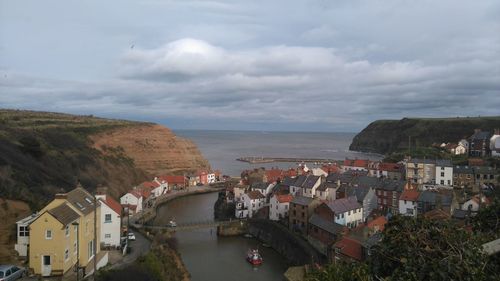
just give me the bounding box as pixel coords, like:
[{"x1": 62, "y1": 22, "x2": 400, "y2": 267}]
[{"x1": 1, "y1": 0, "x2": 499, "y2": 132}]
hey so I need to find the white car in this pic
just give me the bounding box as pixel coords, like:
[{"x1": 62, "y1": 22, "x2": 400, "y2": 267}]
[
  {"x1": 0, "y1": 265, "x2": 26, "y2": 281},
  {"x1": 167, "y1": 220, "x2": 177, "y2": 227},
  {"x1": 127, "y1": 232, "x2": 136, "y2": 241}
]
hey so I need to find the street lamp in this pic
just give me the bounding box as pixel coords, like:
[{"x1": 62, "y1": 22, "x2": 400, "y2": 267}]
[{"x1": 72, "y1": 222, "x2": 80, "y2": 281}]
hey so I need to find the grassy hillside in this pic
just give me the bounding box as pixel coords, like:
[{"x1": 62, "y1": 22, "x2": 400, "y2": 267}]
[
  {"x1": 0, "y1": 109, "x2": 151, "y2": 210},
  {"x1": 349, "y1": 116, "x2": 500, "y2": 155}
]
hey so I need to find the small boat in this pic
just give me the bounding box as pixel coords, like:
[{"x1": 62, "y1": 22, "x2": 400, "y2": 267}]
[{"x1": 247, "y1": 249, "x2": 263, "y2": 266}]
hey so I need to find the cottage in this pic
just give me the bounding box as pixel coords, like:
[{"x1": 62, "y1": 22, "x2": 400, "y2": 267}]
[
  {"x1": 315, "y1": 196, "x2": 363, "y2": 228},
  {"x1": 375, "y1": 180, "x2": 405, "y2": 214},
  {"x1": 346, "y1": 186, "x2": 377, "y2": 221},
  {"x1": 405, "y1": 159, "x2": 436, "y2": 185},
  {"x1": 417, "y1": 190, "x2": 454, "y2": 215},
  {"x1": 301, "y1": 175, "x2": 322, "y2": 198},
  {"x1": 307, "y1": 214, "x2": 346, "y2": 255},
  {"x1": 289, "y1": 196, "x2": 320, "y2": 235},
  {"x1": 453, "y1": 166, "x2": 475, "y2": 189},
  {"x1": 120, "y1": 190, "x2": 143, "y2": 214},
  {"x1": 237, "y1": 190, "x2": 266, "y2": 218},
  {"x1": 28, "y1": 187, "x2": 105, "y2": 277},
  {"x1": 315, "y1": 182, "x2": 338, "y2": 201},
  {"x1": 469, "y1": 129, "x2": 492, "y2": 157},
  {"x1": 398, "y1": 189, "x2": 420, "y2": 217},
  {"x1": 14, "y1": 213, "x2": 38, "y2": 257},
  {"x1": 96, "y1": 194, "x2": 122, "y2": 248},
  {"x1": 269, "y1": 194, "x2": 293, "y2": 221},
  {"x1": 435, "y1": 160, "x2": 453, "y2": 186}
]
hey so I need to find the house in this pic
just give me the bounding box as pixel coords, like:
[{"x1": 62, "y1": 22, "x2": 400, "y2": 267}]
[
  {"x1": 474, "y1": 166, "x2": 499, "y2": 186},
  {"x1": 159, "y1": 175, "x2": 186, "y2": 189},
  {"x1": 405, "y1": 159, "x2": 436, "y2": 185},
  {"x1": 453, "y1": 166, "x2": 475, "y2": 189},
  {"x1": 435, "y1": 160, "x2": 453, "y2": 186},
  {"x1": 346, "y1": 186, "x2": 377, "y2": 221},
  {"x1": 332, "y1": 236, "x2": 363, "y2": 262},
  {"x1": 289, "y1": 175, "x2": 307, "y2": 196},
  {"x1": 366, "y1": 216, "x2": 387, "y2": 233},
  {"x1": 491, "y1": 129, "x2": 500, "y2": 157},
  {"x1": 311, "y1": 168, "x2": 328, "y2": 177},
  {"x1": 315, "y1": 182, "x2": 339, "y2": 201},
  {"x1": 14, "y1": 213, "x2": 38, "y2": 257},
  {"x1": 398, "y1": 188, "x2": 420, "y2": 217},
  {"x1": 264, "y1": 168, "x2": 283, "y2": 183},
  {"x1": 207, "y1": 173, "x2": 216, "y2": 184},
  {"x1": 307, "y1": 214, "x2": 346, "y2": 255},
  {"x1": 461, "y1": 195, "x2": 490, "y2": 213},
  {"x1": 289, "y1": 196, "x2": 320, "y2": 235},
  {"x1": 250, "y1": 182, "x2": 275, "y2": 198},
  {"x1": 343, "y1": 159, "x2": 369, "y2": 172},
  {"x1": 140, "y1": 178, "x2": 168, "y2": 198},
  {"x1": 468, "y1": 129, "x2": 492, "y2": 157},
  {"x1": 378, "y1": 163, "x2": 403, "y2": 180},
  {"x1": 29, "y1": 187, "x2": 104, "y2": 277},
  {"x1": 375, "y1": 180, "x2": 405, "y2": 214},
  {"x1": 316, "y1": 197, "x2": 363, "y2": 228},
  {"x1": 301, "y1": 175, "x2": 322, "y2": 198},
  {"x1": 238, "y1": 190, "x2": 266, "y2": 218},
  {"x1": 455, "y1": 139, "x2": 469, "y2": 155},
  {"x1": 120, "y1": 190, "x2": 143, "y2": 214},
  {"x1": 417, "y1": 190, "x2": 454, "y2": 215},
  {"x1": 96, "y1": 194, "x2": 122, "y2": 248},
  {"x1": 269, "y1": 194, "x2": 293, "y2": 221}
]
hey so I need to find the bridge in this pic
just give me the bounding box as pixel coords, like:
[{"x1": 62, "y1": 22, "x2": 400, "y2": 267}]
[{"x1": 133, "y1": 219, "x2": 244, "y2": 232}]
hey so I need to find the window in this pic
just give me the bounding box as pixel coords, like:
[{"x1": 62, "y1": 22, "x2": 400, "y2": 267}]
[
  {"x1": 19, "y1": 226, "x2": 29, "y2": 237},
  {"x1": 105, "y1": 234, "x2": 111, "y2": 239},
  {"x1": 348, "y1": 211, "x2": 351, "y2": 215},
  {"x1": 45, "y1": 230, "x2": 52, "y2": 239},
  {"x1": 383, "y1": 199, "x2": 387, "y2": 205},
  {"x1": 64, "y1": 248, "x2": 69, "y2": 261},
  {"x1": 88, "y1": 240, "x2": 95, "y2": 260},
  {"x1": 285, "y1": 205, "x2": 288, "y2": 210},
  {"x1": 341, "y1": 213, "x2": 344, "y2": 218},
  {"x1": 440, "y1": 180, "x2": 444, "y2": 185},
  {"x1": 406, "y1": 208, "x2": 414, "y2": 215},
  {"x1": 448, "y1": 180, "x2": 451, "y2": 185},
  {"x1": 404, "y1": 200, "x2": 407, "y2": 204},
  {"x1": 441, "y1": 167, "x2": 444, "y2": 170},
  {"x1": 441, "y1": 172, "x2": 444, "y2": 177},
  {"x1": 65, "y1": 225, "x2": 70, "y2": 237},
  {"x1": 383, "y1": 191, "x2": 387, "y2": 196},
  {"x1": 105, "y1": 214, "x2": 112, "y2": 223}
]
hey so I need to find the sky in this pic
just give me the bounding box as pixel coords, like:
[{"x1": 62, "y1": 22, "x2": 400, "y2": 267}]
[{"x1": 0, "y1": 0, "x2": 499, "y2": 132}]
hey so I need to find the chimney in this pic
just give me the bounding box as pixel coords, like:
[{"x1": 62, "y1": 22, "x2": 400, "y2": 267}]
[{"x1": 55, "y1": 193, "x2": 67, "y2": 199}]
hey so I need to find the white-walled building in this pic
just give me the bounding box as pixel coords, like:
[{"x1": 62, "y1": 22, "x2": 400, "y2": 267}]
[
  {"x1": 120, "y1": 190, "x2": 143, "y2": 214},
  {"x1": 269, "y1": 194, "x2": 293, "y2": 221},
  {"x1": 398, "y1": 189, "x2": 420, "y2": 217},
  {"x1": 96, "y1": 194, "x2": 122, "y2": 247},
  {"x1": 315, "y1": 182, "x2": 338, "y2": 201},
  {"x1": 435, "y1": 160, "x2": 453, "y2": 186},
  {"x1": 301, "y1": 175, "x2": 322, "y2": 198},
  {"x1": 327, "y1": 196, "x2": 363, "y2": 228},
  {"x1": 14, "y1": 213, "x2": 38, "y2": 257},
  {"x1": 240, "y1": 190, "x2": 266, "y2": 218}
]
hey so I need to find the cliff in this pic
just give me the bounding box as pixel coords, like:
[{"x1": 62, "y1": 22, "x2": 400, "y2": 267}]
[
  {"x1": 349, "y1": 117, "x2": 500, "y2": 155},
  {"x1": 90, "y1": 124, "x2": 210, "y2": 176},
  {"x1": 0, "y1": 109, "x2": 210, "y2": 209}
]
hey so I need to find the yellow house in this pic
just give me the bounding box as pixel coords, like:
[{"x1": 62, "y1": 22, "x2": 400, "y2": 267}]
[{"x1": 29, "y1": 187, "x2": 101, "y2": 277}]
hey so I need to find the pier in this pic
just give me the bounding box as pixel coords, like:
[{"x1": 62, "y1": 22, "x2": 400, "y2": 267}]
[{"x1": 236, "y1": 156, "x2": 339, "y2": 164}]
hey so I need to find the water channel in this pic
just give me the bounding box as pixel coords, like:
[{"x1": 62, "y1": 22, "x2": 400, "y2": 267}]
[{"x1": 153, "y1": 192, "x2": 289, "y2": 281}]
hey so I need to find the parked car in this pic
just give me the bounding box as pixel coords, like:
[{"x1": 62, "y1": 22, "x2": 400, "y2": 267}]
[
  {"x1": 0, "y1": 265, "x2": 26, "y2": 281},
  {"x1": 167, "y1": 220, "x2": 177, "y2": 227},
  {"x1": 127, "y1": 232, "x2": 136, "y2": 241}
]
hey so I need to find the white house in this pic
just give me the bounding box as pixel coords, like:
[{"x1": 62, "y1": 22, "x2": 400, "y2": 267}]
[
  {"x1": 327, "y1": 196, "x2": 363, "y2": 228},
  {"x1": 301, "y1": 175, "x2": 322, "y2": 198},
  {"x1": 347, "y1": 186, "x2": 377, "y2": 221},
  {"x1": 398, "y1": 189, "x2": 420, "y2": 217},
  {"x1": 144, "y1": 178, "x2": 168, "y2": 197},
  {"x1": 207, "y1": 173, "x2": 216, "y2": 184},
  {"x1": 14, "y1": 213, "x2": 38, "y2": 257},
  {"x1": 435, "y1": 160, "x2": 453, "y2": 186},
  {"x1": 269, "y1": 194, "x2": 293, "y2": 221},
  {"x1": 289, "y1": 175, "x2": 307, "y2": 196},
  {"x1": 250, "y1": 182, "x2": 275, "y2": 197},
  {"x1": 96, "y1": 194, "x2": 122, "y2": 248},
  {"x1": 315, "y1": 182, "x2": 338, "y2": 201},
  {"x1": 311, "y1": 168, "x2": 328, "y2": 177},
  {"x1": 460, "y1": 196, "x2": 489, "y2": 213},
  {"x1": 241, "y1": 190, "x2": 266, "y2": 218},
  {"x1": 120, "y1": 190, "x2": 143, "y2": 214}
]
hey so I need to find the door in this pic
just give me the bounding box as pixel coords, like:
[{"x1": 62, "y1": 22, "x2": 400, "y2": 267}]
[{"x1": 42, "y1": 255, "x2": 51, "y2": 277}]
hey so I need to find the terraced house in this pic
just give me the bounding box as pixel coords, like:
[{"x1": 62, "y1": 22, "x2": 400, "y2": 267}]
[{"x1": 28, "y1": 186, "x2": 105, "y2": 277}]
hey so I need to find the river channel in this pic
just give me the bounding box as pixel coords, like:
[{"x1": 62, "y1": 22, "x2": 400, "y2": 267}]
[{"x1": 153, "y1": 192, "x2": 289, "y2": 281}]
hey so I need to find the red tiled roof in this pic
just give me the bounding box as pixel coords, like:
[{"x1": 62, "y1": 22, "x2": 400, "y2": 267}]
[
  {"x1": 159, "y1": 175, "x2": 186, "y2": 185},
  {"x1": 266, "y1": 169, "x2": 283, "y2": 183},
  {"x1": 367, "y1": 216, "x2": 387, "y2": 232},
  {"x1": 101, "y1": 196, "x2": 122, "y2": 215},
  {"x1": 334, "y1": 237, "x2": 363, "y2": 261},
  {"x1": 400, "y1": 189, "x2": 420, "y2": 201},
  {"x1": 140, "y1": 187, "x2": 152, "y2": 199},
  {"x1": 344, "y1": 159, "x2": 369, "y2": 168},
  {"x1": 129, "y1": 190, "x2": 142, "y2": 199},
  {"x1": 283, "y1": 169, "x2": 297, "y2": 177},
  {"x1": 321, "y1": 164, "x2": 339, "y2": 174},
  {"x1": 378, "y1": 163, "x2": 401, "y2": 172},
  {"x1": 276, "y1": 194, "x2": 293, "y2": 203},
  {"x1": 141, "y1": 181, "x2": 160, "y2": 188},
  {"x1": 247, "y1": 190, "x2": 265, "y2": 200}
]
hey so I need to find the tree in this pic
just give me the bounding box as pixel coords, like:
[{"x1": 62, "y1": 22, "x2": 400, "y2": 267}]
[
  {"x1": 306, "y1": 261, "x2": 372, "y2": 281},
  {"x1": 370, "y1": 215, "x2": 493, "y2": 281}
]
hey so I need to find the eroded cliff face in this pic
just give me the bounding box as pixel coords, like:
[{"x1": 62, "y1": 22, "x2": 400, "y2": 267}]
[{"x1": 90, "y1": 124, "x2": 210, "y2": 176}]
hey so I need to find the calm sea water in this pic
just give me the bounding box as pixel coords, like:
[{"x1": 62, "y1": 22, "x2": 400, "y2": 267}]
[{"x1": 174, "y1": 130, "x2": 381, "y2": 176}]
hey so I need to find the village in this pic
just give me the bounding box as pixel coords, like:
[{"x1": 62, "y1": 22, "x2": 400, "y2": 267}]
[{"x1": 5, "y1": 128, "x2": 500, "y2": 279}]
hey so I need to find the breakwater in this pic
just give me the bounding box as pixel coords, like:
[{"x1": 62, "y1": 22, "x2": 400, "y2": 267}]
[{"x1": 237, "y1": 156, "x2": 341, "y2": 164}]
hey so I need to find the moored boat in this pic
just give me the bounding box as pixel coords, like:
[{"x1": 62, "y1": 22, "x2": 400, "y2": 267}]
[{"x1": 246, "y1": 249, "x2": 263, "y2": 266}]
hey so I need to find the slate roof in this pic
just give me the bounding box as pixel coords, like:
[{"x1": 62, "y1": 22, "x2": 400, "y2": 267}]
[
  {"x1": 302, "y1": 175, "x2": 320, "y2": 189},
  {"x1": 67, "y1": 187, "x2": 96, "y2": 215},
  {"x1": 454, "y1": 166, "x2": 474, "y2": 174},
  {"x1": 408, "y1": 158, "x2": 436, "y2": 164},
  {"x1": 452, "y1": 209, "x2": 470, "y2": 220},
  {"x1": 291, "y1": 195, "x2": 314, "y2": 206},
  {"x1": 48, "y1": 203, "x2": 80, "y2": 226},
  {"x1": 281, "y1": 177, "x2": 297, "y2": 186},
  {"x1": 436, "y1": 160, "x2": 453, "y2": 167},
  {"x1": 417, "y1": 191, "x2": 452, "y2": 206},
  {"x1": 251, "y1": 182, "x2": 268, "y2": 190},
  {"x1": 375, "y1": 180, "x2": 405, "y2": 192},
  {"x1": 293, "y1": 175, "x2": 308, "y2": 187},
  {"x1": 309, "y1": 214, "x2": 345, "y2": 235},
  {"x1": 347, "y1": 186, "x2": 371, "y2": 202},
  {"x1": 353, "y1": 176, "x2": 379, "y2": 188},
  {"x1": 474, "y1": 166, "x2": 499, "y2": 175},
  {"x1": 316, "y1": 182, "x2": 338, "y2": 191},
  {"x1": 470, "y1": 131, "x2": 491, "y2": 141},
  {"x1": 326, "y1": 196, "x2": 361, "y2": 214}
]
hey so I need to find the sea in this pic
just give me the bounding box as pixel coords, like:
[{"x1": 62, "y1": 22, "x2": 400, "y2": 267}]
[{"x1": 174, "y1": 130, "x2": 382, "y2": 176}]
